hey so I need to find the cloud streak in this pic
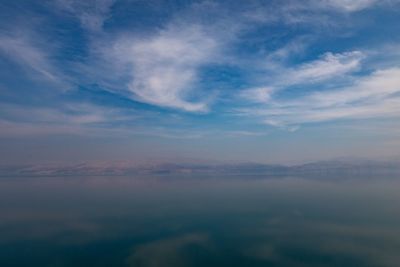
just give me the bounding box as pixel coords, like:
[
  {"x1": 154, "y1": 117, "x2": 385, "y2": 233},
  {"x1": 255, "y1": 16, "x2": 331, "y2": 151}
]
[
  {"x1": 241, "y1": 51, "x2": 364, "y2": 105},
  {"x1": 284, "y1": 51, "x2": 364, "y2": 85},
  {"x1": 240, "y1": 68, "x2": 400, "y2": 127},
  {"x1": 0, "y1": 33, "x2": 68, "y2": 88},
  {"x1": 322, "y1": 0, "x2": 379, "y2": 11}
]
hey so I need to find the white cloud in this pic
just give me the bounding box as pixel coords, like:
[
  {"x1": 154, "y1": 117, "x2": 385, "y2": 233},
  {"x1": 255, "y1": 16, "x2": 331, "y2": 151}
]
[
  {"x1": 240, "y1": 68, "x2": 400, "y2": 127},
  {"x1": 309, "y1": 68, "x2": 400, "y2": 107},
  {"x1": 320, "y1": 0, "x2": 400, "y2": 12},
  {"x1": 284, "y1": 51, "x2": 364, "y2": 85},
  {"x1": 54, "y1": 0, "x2": 115, "y2": 32},
  {"x1": 239, "y1": 87, "x2": 274, "y2": 103},
  {"x1": 323, "y1": 0, "x2": 379, "y2": 11},
  {"x1": 241, "y1": 51, "x2": 363, "y2": 103},
  {"x1": 112, "y1": 24, "x2": 218, "y2": 112}
]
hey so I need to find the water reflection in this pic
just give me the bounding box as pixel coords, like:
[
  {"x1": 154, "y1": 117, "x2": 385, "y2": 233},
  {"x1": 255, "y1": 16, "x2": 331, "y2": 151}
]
[{"x1": 0, "y1": 175, "x2": 399, "y2": 266}]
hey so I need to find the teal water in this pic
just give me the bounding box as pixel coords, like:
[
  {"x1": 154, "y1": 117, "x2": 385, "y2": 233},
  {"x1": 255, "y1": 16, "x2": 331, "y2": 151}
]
[{"x1": 1, "y1": 175, "x2": 399, "y2": 267}]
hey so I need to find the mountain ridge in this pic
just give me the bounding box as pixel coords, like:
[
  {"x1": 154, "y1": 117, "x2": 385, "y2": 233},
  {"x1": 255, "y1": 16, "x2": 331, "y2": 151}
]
[{"x1": 1, "y1": 159, "x2": 399, "y2": 177}]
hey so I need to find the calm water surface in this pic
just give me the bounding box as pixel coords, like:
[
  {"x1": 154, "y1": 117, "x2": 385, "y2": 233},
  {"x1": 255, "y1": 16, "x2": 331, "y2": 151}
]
[{"x1": 1, "y1": 175, "x2": 399, "y2": 267}]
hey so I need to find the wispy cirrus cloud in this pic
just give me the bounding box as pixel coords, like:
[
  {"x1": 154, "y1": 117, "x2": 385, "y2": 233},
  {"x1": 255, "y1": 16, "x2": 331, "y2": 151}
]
[
  {"x1": 240, "y1": 68, "x2": 400, "y2": 127},
  {"x1": 240, "y1": 51, "x2": 364, "y2": 104},
  {"x1": 112, "y1": 23, "x2": 219, "y2": 112},
  {"x1": 321, "y1": 0, "x2": 380, "y2": 11},
  {"x1": 0, "y1": 33, "x2": 68, "y2": 88},
  {"x1": 284, "y1": 51, "x2": 364, "y2": 85},
  {"x1": 239, "y1": 87, "x2": 274, "y2": 104},
  {"x1": 316, "y1": 0, "x2": 400, "y2": 12},
  {"x1": 53, "y1": 0, "x2": 115, "y2": 32}
]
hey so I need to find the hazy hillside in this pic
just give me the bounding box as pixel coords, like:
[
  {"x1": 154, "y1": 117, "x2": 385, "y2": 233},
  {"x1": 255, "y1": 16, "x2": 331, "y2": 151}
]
[{"x1": 1, "y1": 160, "x2": 399, "y2": 177}]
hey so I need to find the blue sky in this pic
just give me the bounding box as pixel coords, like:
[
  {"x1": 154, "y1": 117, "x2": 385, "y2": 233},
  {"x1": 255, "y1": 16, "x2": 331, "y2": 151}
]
[{"x1": 1, "y1": 0, "x2": 400, "y2": 164}]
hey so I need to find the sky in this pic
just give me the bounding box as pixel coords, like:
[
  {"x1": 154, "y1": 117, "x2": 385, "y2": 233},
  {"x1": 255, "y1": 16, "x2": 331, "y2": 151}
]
[{"x1": 0, "y1": 0, "x2": 400, "y2": 165}]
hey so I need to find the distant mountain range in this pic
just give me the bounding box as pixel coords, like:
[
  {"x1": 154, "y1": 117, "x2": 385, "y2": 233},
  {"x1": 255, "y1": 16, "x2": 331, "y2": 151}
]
[{"x1": 1, "y1": 159, "x2": 400, "y2": 177}]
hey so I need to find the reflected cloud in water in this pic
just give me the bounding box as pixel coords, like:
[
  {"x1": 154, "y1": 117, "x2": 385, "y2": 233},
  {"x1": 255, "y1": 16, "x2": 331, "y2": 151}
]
[{"x1": 127, "y1": 233, "x2": 210, "y2": 267}]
